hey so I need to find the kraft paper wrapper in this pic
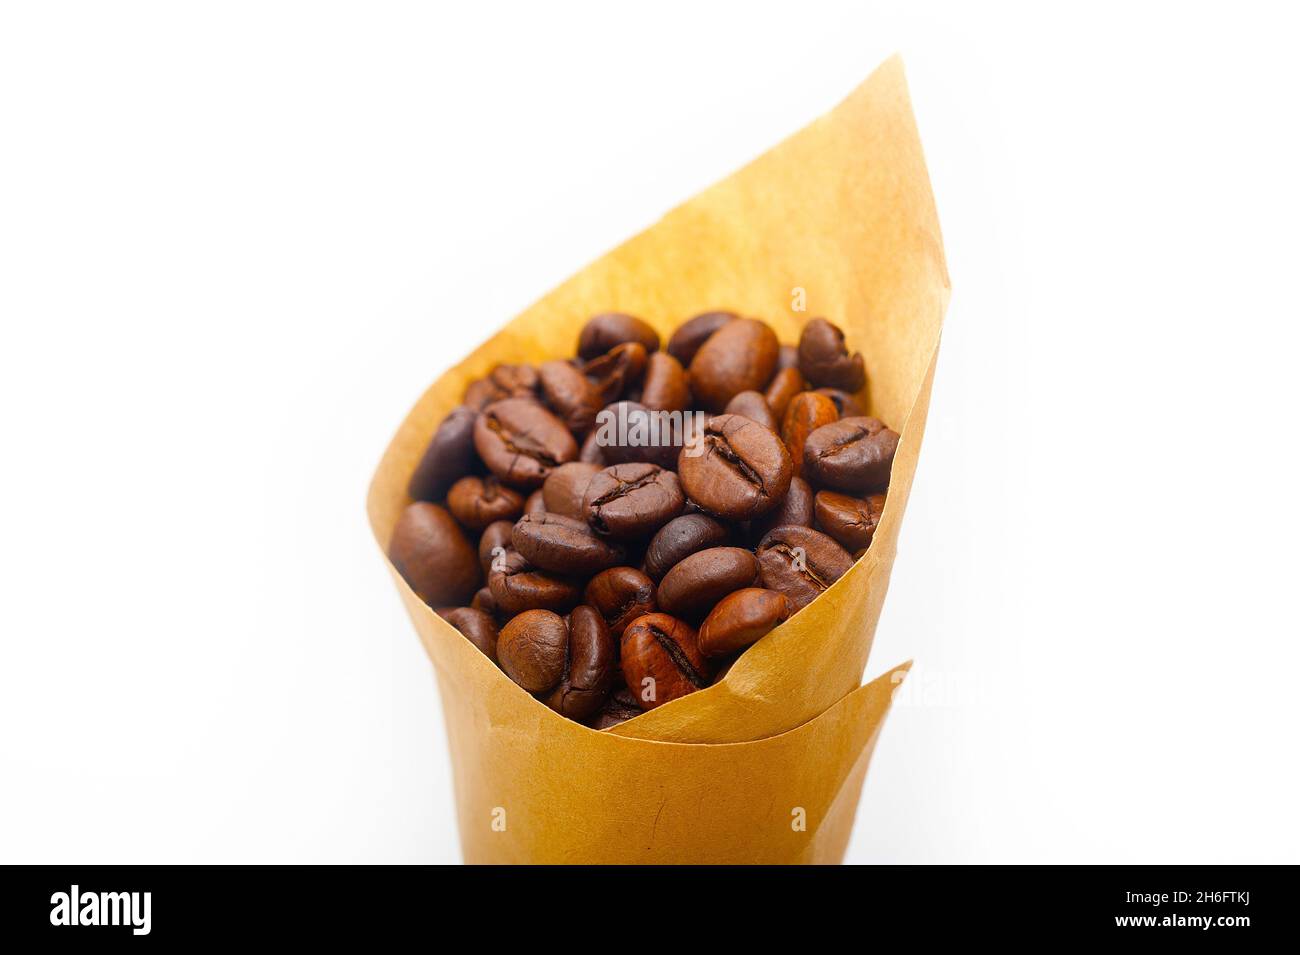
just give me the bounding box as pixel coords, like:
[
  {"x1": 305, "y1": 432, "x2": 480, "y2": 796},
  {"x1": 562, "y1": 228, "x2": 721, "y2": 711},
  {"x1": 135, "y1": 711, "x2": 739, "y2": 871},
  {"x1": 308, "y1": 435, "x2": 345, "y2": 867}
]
[{"x1": 368, "y1": 57, "x2": 948, "y2": 863}]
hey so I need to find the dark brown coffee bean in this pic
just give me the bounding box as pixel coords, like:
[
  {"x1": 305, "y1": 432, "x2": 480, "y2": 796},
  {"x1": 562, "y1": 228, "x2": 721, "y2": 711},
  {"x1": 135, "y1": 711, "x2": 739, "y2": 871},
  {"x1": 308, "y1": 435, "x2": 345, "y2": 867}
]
[
  {"x1": 488, "y1": 549, "x2": 583, "y2": 616},
  {"x1": 491, "y1": 362, "x2": 539, "y2": 395},
  {"x1": 408, "y1": 405, "x2": 478, "y2": 502},
  {"x1": 688, "y1": 318, "x2": 780, "y2": 411},
  {"x1": 441, "y1": 606, "x2": 500, "y2": 663},
  {"x1": 541, "y1": 605, "x2": 616, "y2": 720},
  {"x1": 665, "y1": 311, "x2": 735, "y2": 366},
  {"x1": 620, "y1": 613, "x2": 714, "y2": 710},
  {"x1": 471, "y1": 585, "x2": 500, "y2": 617},
  {"x1": 446, "y1": 475, "x2": 524, "y2": 531},
  {"x1": 585, "y1": 566, "x2": 657, "y2": 638},
  {"x1": 756, "y1": 525, "x2": 853, "y2": 612},
  {"x1": 750, "y1": 475, "x2": 815, "y2": 541},
  {"x1": 802, "y1": 416, "x2": 900, "y2": 493},
  {"x1": 595, "y1": 400, "x2": 701, "y2": 471},
  {"x1": 814, "y1": 490, "x2": 885, "y2": 552},
  {"x1": 643, "y1": 513, "x2": 730, "y2": 581},
  {"x1": 780, "y1": 391, "x2": 839, "y2": 478},
  {"x1": 579, "y1": 429, "x2": 606, "y2": 465},
  {"x1": 497, "y1": 609, "x2": 569, "y2": 694},
  {"x1": 474, "y1": 397, "x2": 578, "y2": 489},
  {"x1": 657, "y1": 546, "x2": 760, "y2": 620},
  {"x1": 639, "y1": 351, "x2": 691, "y2": 411},
  {"x1": 589, "y1": 685, "x2": 642, "y2": 729},
  {"x1": 583, "y1": 463, "x2": 685, "y2": 540},
  {"x1": 763, "y1": 367, "x2": 805, "y2": 422},
  {"x1": 463, "y1": 377, "x2": 505, "y2": 411},
  {"x1": 542, "y1": 462, "x2": 602, "y2": 519},
  {"x1": 697, "y1": 588, "x2": 791, "y2": 657},
  {"x1": 512, "y1": 512, "x2": 626, "y2": 575},
  {"x1": 478, "y1": 520, "x2": 515, "y2": 576},
  {"x1": 538, "y1": 359, "x2": 602, "y2": 435},
  {"x1": 524, "y1": 489, "x2": 547, "y2": 516},
  {"x1": 815, "y1": 387, "x2": 863, "y2": 418},
  {"x1": 389, "y1": 502, "x2": 481, "y2": 607},
  {"x1": 797, "y1": 318, "x2": 865, "y2": 391},
  {"x1": 677, "y1": 414, "x2": 792, "y2": 520},
  {"x1": 583, "y1": 342, "x2": 647, "y2": 404},
  {"x1": 578, "y1": 313, "x2": 660, "y2": 360},
  {"x1": 723, "y1": 390, "x2": 778, "y2": 431},
  {"x1": 775, "y1": 343, "x2": 800, "y2": 371}
]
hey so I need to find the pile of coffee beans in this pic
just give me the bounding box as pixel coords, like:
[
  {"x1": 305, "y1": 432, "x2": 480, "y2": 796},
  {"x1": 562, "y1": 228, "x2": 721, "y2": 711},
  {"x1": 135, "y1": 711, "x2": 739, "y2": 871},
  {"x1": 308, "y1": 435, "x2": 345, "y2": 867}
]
[{"x1": 389, "y1": 312, "x2": 898, "y2": 728}]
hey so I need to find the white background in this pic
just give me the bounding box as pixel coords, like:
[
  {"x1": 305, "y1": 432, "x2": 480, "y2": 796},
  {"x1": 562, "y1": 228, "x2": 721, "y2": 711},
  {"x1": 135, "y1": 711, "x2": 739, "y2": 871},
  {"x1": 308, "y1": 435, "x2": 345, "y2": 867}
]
[{"x1": 2, "y1": 1, "x2": 1297, "y2": 863}]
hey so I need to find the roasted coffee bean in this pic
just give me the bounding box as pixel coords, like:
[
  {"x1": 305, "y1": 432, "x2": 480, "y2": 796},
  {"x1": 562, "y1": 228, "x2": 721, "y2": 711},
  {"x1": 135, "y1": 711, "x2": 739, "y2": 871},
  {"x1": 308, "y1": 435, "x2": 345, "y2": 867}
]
[
  {"x1": 596, "y1": 400, "x2": 700, "y2": 471},
  {"x1": 541, "y1": 605, "x2": 617, "y2": 720},
  {"x1": 589, "y1": 685, "x2": 642, "y2": 729},
  {"x1": 665, "y1": 311, "x2": 735, "y2": 366},
  {"x1": 750, "y1": 475, "x2": 815, "y2": 541},
  {"x1": 578, "y1": 313, "x2": 660, "y2": 360},
  {"x1": 446, "y1": 475, "x2": 524, "y2": 530},
  {"x1": 620, "y1": 613, "x2": 714, "y2": 710},
  {"x1": 583, "y1": 462, "x2": 685, "y2": 540},
  {"x1": 478, "y1": 520, "x2": 515, "y2": 576},
  {"x1": 471, "y1": 585, "x2": 500, "y2": 617},
  {"x1": 763, "y1": 366, "x2": 805, "y2": 422},
  {"x1": 488, "y1": 549, "x2": 583, "y2": 616},
  {"x1": 780, "y1": 391, "x2": 839, "y2": 477},
  {"x1": 512, "y1": 512, "x2": 626, "y2": 575},
  {"x1": 756, "y1": 525, "x2": 853, "y2": 612},
  {"x1": 643, "y1": 513, "x2": 730, "y2": 581},
  {"x1": 657, "y1": 546, "x2": 760, "y2": 620},
  {"x1": 474, "y1": 397, "x2": 578, "y2": 489},
  {"x1": 463, "y1": 377, "x2": 505, "y2": 411},
  {"x1": 524, "y1": 489, "x2": 547, "y2": 516},
  {"x1": 802, "y1": 416, "x2": 900, "y2": 493},
  {"x1": 723, "y1": 390, "x2": 778, "y2": 431},
  {"x1": 677, "y1": 414, "x2": 792, "y2": 520},
  {"x1": 584, "y1": 342, "x2": 648, "y2": 404},
  {"x1": 815, "y1": 387, "x2": 863, "y2": 418},
  {"x1": 389, "y1": 502, "x2": 481, "y2": 607},
  {"x1": 538, "y1": 359, "x2": 602, "y2": 435},
  {"x1": 697, "y1": 588, "x2": 791, "y2": 657},
  {"x1": 639, "y1": 352, "x2": 691, "y2": 411},
  {"x1": 814, "y1": 490, "x2": 886, "y2": 552},
  {"x1": 585, "y1": 566, "x2": 657, "y2": 638},
  {"x1": 490, "y1": 362, "x2": 539, "y2": 396},
  {"x1": 579, "y1": 430, "x2": 607, "y2": 465},
  {"x1": 497, "y1": 609, "x2": 569, "y2": 694},
  {"x1": 775, "y1": 343, "x2": 800, "y2": 371},
  {"x1": 797, "y1": 318, "x2": 865, "y2": 391},
  {"x1": 542, "y1": 461, "x2": 602, "y2": 519},
  {"x1": 688, "y1": 318, "x2": 780, "y2": 411},
  {"x1": 408, "y1": 405, "x2": 478, "y2": 502},
  {"x1": 441, "y1": 606, "x2": 500, "y2": 663}
]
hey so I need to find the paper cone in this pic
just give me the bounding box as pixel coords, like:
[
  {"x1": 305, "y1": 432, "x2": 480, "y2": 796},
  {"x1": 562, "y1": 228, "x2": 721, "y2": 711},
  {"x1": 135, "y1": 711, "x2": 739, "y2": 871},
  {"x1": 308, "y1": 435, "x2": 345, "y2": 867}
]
[{"x1": 368, "y1": 57, "x2": 948, "y2": 862}]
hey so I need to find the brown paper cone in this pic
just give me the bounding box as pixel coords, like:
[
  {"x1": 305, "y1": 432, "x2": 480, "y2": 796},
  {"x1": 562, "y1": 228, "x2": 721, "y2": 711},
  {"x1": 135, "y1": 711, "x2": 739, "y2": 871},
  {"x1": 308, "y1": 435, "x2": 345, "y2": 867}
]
[{"x1": 368, "y1": 56, "x2": 948, "y2": 862}]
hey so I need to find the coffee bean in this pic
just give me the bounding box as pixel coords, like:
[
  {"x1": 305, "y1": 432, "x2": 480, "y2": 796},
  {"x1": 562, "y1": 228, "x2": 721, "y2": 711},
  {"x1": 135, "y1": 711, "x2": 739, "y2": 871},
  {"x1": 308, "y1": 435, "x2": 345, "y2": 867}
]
[
  {"x1": 643, "y1": 513, "x2": 730, "y2": 581},
  {"x1": 775, "y1": 344, "x2": 800, "y2": 371},
  {"x1": 814, "y1": 387, "x2": 863, "y2": 418},
  {"x1": 524, "y1": 489, "x2": 547, "y2": 516},
  {"x1": 389, "y1": 502, "x2": 481, "y2": 607},
  {"x1": 478, "y1": 520, "x2": 515, "y2": 576},
  {"x1": 677, "y1": 414, "x2": 792, "y2": 520},
  {"x1": 578, "y1": 313, "x2": 660, "y2": 360},
  {"x1": 538, "y1": 359, "x2": 602, "y2": 435},
  {"x1": 802, "y1": 416, "x2": 900, "y2": 493},
  {"x1": 620, "y1": 613, "x2": 714, "y2": 710},
  {"x1": 665, "y1": 311, "x2": 735, "y2": 366},
  {"x1": 541, "y1": 461, "x2": 602, "y2": 519},
  {"x1": 780, "y1": 391, "x2": 839, "y2": 478},
  {"x1": 814, "y1": 490, "x2": 886, "y2": 552},
  {"x1": 589, "y1": 685, "x2": 642, "y2": 729},
  {"x1": 750, "y1": 475, "x2": 815, "y2": 541},
  {"x1": 512, "y1": 512, "x2": 626, "y2": 575},
  {"x1": 584, "y1": 566, "x2": 657, "y2": 638},
  {"x1": 584, "y1": 342, "x2": 648, "y2": 404},
  {"x1": 446, "y1": 475, "x2": 524, "y2": 530},
  {"x1": 597, "y1": 400, "x2": 700, "y2": 471},
  {"x1": 471, "y1": 585, "x2": 500, "y2": 618},
  {"x1": 688, "y1": 318, "x2": 779, "y2": 410},
  {"x1": 797, "y1": 318, "x2": 865, "y2": 391},
  {"x1": 578, "y1": 430, "x2": 607, "y2": 465},
  {"x1": 497, "y1": 609, "x2": 569, "y2": 694},
  {"x1": 408, "y1": 405, "x2": 478, "y2": 502},
  {"x1": 723, "y1": 390, "x2": 779, "y2": 432},
  {"x1": 755, "y1": 525, "x2": 853, "y2": 612},
  {"x1": 463, "y1": 377, "x2": 505, "y2": 411},
  {"x1": 639, "y1": 352, "x2": 691, "y2": 411},
  {"x1": 474, "y1": 397, "x2": 578, "y2": 489},
  {"x1": 583, "y1": 462, "x2": 685, "y2": 540},
  {"x1": 441, "y1": 606, "x2": 500, "y2": 663},
  {"x1": 540, "y1": 605, "x2": 617, "y2": 720},
  {"x1": 697, "y1": 588, "x2": 791, "y2": 657},
  {"x1": 488, "y1": 549, "x2": 583, "y2": 616},
  {"x1": 657, "y1": 546, "x2": 760, "y2": 620},
  {"x1": 763, "y1": 367, "x2": 805, "y2": 422}
]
